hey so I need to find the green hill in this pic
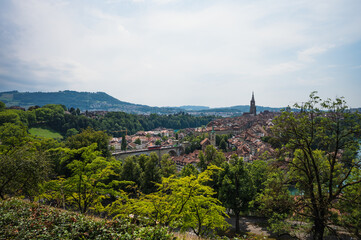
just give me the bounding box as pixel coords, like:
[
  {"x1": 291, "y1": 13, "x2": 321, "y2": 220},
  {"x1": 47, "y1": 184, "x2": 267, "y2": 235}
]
[
  {"x1": 0, "y1": 90, "x2": 285, "y2": 115},
  {"x1": 0, "y1": 90, "x2": 180, "y2": 114}
]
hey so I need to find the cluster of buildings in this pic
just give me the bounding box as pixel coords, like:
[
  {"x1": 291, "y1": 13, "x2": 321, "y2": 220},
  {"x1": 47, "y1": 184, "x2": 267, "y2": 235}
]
[
  {"x1": 171, "y1": 93, "x2": 279, "y2": 170},
  {"x1": 111, "y1": 93, "x2": 280, "y2": 171},
  {"x1": 109, "y1": 128, "x2": 179, "y2": 151}
]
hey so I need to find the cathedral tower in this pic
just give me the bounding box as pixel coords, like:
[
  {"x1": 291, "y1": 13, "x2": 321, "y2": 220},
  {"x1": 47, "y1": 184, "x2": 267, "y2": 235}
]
[{"x1": 250, "y1": 92, "x2": 256, "y2": 116}]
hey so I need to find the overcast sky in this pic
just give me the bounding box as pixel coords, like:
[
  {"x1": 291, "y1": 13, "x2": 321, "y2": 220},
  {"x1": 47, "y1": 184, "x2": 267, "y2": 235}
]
[{"x1": 0, "y1": 0, "x2": 360, "y2": 108}]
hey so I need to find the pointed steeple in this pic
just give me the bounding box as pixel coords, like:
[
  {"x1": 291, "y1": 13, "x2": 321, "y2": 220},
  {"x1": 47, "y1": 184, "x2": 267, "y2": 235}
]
[{"x1": 250, "y1": 91, "x2": 256, "y2": 116}]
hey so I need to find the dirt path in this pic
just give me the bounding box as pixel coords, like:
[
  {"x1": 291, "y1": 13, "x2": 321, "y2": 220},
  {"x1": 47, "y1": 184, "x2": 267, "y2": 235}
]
[{"x1": 226, "y1": 216, "x2": 272, "y2": 237}]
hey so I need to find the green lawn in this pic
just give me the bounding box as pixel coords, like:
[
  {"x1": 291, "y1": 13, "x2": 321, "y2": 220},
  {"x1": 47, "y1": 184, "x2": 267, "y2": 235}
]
[{"x1": 29, "y1": 127, "x2": 63, "y2": 140}]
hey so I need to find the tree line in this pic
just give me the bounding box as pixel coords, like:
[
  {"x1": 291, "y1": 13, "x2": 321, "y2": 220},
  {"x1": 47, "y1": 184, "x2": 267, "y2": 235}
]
[{"x1": 0, "y1": 101, "x2": 214, "y2": 137}]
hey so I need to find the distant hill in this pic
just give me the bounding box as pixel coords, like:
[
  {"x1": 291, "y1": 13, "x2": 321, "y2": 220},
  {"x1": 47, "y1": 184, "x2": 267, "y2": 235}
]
[
  {"x1": 188, "y1": 105, "x2": 285, "y2": 116},
  {"x1": 0, "y1": 90, "x2": 181, "y2": 114},
  {"x1": 0, "y1": 90, "x2": 285, "y2": 115},
  {"x1": 178, "y1": 105, "x2": 210, "y2": 111}
]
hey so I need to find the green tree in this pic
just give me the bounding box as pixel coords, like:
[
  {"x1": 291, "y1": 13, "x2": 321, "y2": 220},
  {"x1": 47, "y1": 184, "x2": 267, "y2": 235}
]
[
  {"x1": 270, "y1": 92, "x2": 361, "y2": 239},
  {"x1": 140, "y1": 153, "x2": 162, "y2": 194},
  {"x1": 0, "y1": 123, "x2": 28, "y2": 151},
  {"x1": 53, "y1": 144, "x2": 119, "y2": 213},
  {"x1": 0, "y1": 101, "x2": 5, "y2": 111},
  {"x1": 0, "y1": 126, "x2": 51, "y2": 200},
  {"x1": 248, "y1": 159, "x2": 269, "y2": 194},
  {"x1": 134, "y1": 138, "x2": 141, "y2": 145},
  {"x1": 180, "y1": 164, "x2": 199, "y2": 177},
  {"x1": 338, "y1": 168, "x2": 361, "y2": 239},
  {"x1": 65, "y1": 128, "x2": 79, "y2": 138},
  {"x1": 251, "y1": 170, "x2": 294, "y2": 235},
  {"x1": 121, "y1": 135, "x2": 127, "y2": 151},
  {"x1": 197, "y1": 145, "x2": 225, "y2": 171},
  {"x1": 108, "y1": 165, "x2": 229, "y2": 237},
  {"x1": 218, "y1": 154, "x2": 255, "y2": 233},
  {"x1": 0, "y1": 111, "x2": 21, "y2": 126},
  {"x1": 0, "y1": 145, "x2": 50, "y2": 199},
  {"x1": 219, "y1": 138, "x2": 227, "y2": 152},
  {"x1": 120, "y1": 156, "x2": 141, "y2": 187},
  {"x1": 160, "y1": 154, "x2": 177, "y2": 178},
  {"x1": 65, "y1": 127, "x2": 110, "y2": 157}
]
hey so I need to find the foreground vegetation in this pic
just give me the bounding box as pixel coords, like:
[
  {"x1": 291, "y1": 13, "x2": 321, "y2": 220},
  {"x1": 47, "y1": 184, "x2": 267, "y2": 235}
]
[
  {"x1": 0, "y1": 198, "x2": 174, "y2": 240},
  {"x1": 0, "y1": 92, "x2": 360, "y2": 239}
]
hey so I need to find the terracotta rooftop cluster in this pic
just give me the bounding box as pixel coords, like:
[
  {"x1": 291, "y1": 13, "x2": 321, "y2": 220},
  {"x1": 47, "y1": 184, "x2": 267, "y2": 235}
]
[
  {"x1": 174, "y1": 112, "x2": 279, "y2": 169},
  {"x1": 110, "y1": 128, "x2": 177, "y2": 151}
]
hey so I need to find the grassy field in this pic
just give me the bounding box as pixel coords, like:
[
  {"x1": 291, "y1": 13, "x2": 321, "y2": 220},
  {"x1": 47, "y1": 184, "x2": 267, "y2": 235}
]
[{"x1": 29, "y1": 127, "x2": 63, "y2": 140}]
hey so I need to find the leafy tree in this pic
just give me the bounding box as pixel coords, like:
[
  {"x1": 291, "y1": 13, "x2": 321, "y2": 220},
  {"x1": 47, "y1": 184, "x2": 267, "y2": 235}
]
[
  {"x1": 0, "y1": 101, "x2": 5, "y2": 111},
  {"x1": 134, "y1": 138, "x2": 141, "y2": 145},
  {"x1": 219, "y1": 138, "x2": 227, "y2": 151},
  {"x1": 52, "y1": 144, "x2": 120, "y2": 213},
  {"x1": 65, "y1": 127, "x2": 110, "y2": 157},
  {"x1": 121, "y1": 135, "x2": 127, "y2": 151},
  {"x1": 0, "y1": 111, "x2": 21, "y2": 126},
  {"x1": 0, "y1": 130, "x2": 51, "y2": 200},
  {"x1": 0, "y1": 123, "x2": 28, "y2": 151},
  {"x1": 180, "y1": 164, "x2": 199, "y2": 177},
  {"x1": 140, "y1": 153, "x2": 162, "y2": 194},
  {"x1": 197, "y1": 145, "x2": 225, "y2": 171},
  {"x1": 120, "y1": 156, "x2": 141, "y2": 187},
  {"x1": 0, "y1": 145, "x2": 50, "y2": 199},
  {"x1": 155, "y1": 139, "x2": 162, "y2": 145},
  {"x1": 218, "y1": 154, "x2": 255, "y2": 233},
  {"x1": 65, "y1": 128, "x2": 79, "y2": 138},
  {"x1": 251, "y1": 170, "x2": 294, "y2": 235},
  {"x1": 108, "y1": 165, "x2": 228, "y2": 237},
  {"x1": 270, "y1": 92, "x2": 361, "y2": 239},
  {"x1": 338, "y1": 168, "x2": 361, "y2": 239},
  {"x1": 248, "y1": 159, "x2": 269, "y2": 194},
  {"x1": 160, "y1": 154, "x2": 177, "y2": 178},
  {"x1": 39, "y1": 177, "x2": 67, "y2": 209}
]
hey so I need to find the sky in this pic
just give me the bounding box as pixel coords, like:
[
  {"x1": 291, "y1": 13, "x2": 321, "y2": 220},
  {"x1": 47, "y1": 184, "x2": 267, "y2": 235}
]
[{"x1": 0, "y1": 0, "x2": 361, "y2": 108}]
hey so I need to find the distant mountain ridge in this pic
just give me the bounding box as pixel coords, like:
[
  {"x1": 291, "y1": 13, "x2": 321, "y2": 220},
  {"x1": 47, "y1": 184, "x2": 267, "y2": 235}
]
[
  {"x1": 0, "y1": 90, "x2": 181, "y2": 114},
  {"x1": 0, "y1": 90, "x2": 284, "y2": 115}
]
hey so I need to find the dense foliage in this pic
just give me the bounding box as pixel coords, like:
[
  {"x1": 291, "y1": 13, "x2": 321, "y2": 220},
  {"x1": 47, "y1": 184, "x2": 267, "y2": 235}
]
[
  {"x1": 0, "y1": 102, "x2": 214, "y2": 137},
  {"x1": 0, "y1": 198, "x2": 174, "y2": 240},
  {"x1": 262, "y1": 92, "x2": 361, "y2": 239}
]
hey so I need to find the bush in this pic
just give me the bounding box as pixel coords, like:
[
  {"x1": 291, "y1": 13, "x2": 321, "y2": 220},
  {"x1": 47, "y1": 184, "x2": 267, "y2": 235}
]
[{"x1": 0, "y1": 198, "x2": 175, "y2": 240}]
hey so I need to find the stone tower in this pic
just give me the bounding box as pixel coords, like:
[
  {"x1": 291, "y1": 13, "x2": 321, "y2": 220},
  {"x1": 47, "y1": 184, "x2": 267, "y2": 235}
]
[
  {"x1": 210, "y1": 126, "x2": 216, "y2": 146},
  {"x1": 250, "y1": 92, "x2": 256, "y2": 116}
]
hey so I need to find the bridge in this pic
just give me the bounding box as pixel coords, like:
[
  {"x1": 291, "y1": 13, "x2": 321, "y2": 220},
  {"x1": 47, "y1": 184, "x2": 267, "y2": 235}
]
[{"x1": 112, "y1": 145, "x2": 184, "y2": 161}]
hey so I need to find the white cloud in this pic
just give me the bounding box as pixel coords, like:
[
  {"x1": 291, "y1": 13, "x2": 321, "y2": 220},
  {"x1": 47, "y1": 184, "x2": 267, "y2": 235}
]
[
  {"x1": 298, "y1": 45, "x2": 335, "y2": 62},
  {"x1": 1, "y1": 0, "x2": 361, "y2": 107}
]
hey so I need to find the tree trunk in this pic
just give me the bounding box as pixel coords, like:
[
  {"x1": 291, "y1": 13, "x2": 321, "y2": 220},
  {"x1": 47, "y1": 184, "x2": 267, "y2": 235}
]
[
  {"x1": 235, "y1": 212, "x2": 240, "y2": 233},
  {"x1": 313, "y1": 218, "x2": 325, "y2": 240}
]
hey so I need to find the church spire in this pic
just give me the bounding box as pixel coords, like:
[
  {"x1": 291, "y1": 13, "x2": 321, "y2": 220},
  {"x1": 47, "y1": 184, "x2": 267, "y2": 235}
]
[{"x1": 250, "y1": 92, "x2": 256, "y2": 116}]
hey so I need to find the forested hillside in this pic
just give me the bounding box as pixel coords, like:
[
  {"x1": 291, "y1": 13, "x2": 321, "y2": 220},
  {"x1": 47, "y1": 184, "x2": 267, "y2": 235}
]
[
  {"x1": 0, "y1": 90, "x2": 182, "y2": 114},
  {"x1": 0, "y1": 101, "x2": 214, "y2": 137}
]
